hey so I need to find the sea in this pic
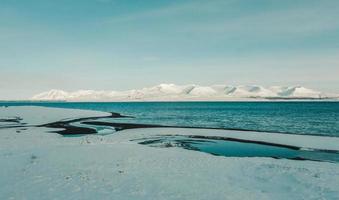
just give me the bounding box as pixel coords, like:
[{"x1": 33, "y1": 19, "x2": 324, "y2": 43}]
[{"x1": 1, "y1": 101, "x2": 338, "y2": 137}]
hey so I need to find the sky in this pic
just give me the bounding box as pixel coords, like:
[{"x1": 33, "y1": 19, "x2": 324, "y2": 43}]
[{"x1": 0, "y1": 0, "x2": 339, "y2": 99}]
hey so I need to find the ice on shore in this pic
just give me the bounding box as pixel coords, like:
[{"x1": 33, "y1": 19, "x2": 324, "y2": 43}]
[
  {"x1": 1, "y1": 106, "x2": 339, "y2": 200},
  {"x1": 0, "y1": 106, "x2": 110, "y2": 126}
]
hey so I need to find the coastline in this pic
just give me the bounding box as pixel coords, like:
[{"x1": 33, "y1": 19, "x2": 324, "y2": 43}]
[{"x1": 1, "y1": 106, "x2": 339, "y2": 199}]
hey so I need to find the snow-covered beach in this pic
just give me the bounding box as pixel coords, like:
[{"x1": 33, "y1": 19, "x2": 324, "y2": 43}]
[
  {"x1": 1, "y1": 106, "x2": 338, "y2": 199},
  {"x1": 2, "y1": 0, "x2": 339, "y2": 199}
]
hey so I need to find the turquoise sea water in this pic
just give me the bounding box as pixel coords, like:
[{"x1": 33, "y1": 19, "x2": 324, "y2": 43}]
[{"x1": 1, "y1": 102, "x2": 338, "y2": 137}]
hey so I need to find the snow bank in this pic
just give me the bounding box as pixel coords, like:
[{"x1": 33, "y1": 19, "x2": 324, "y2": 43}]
[{"x1": 0, "y1": 106, "x2": 110, "y2": 126}]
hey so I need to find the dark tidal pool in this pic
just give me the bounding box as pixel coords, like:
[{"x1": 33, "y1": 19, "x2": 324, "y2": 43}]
[{"x1": 135, "y1": 135, "x2": 339, "y2": 163}]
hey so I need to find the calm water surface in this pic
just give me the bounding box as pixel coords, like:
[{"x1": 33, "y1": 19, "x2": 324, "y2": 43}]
[{"x1": 1, "y1": 102, "x2": 338, "y2": 137}]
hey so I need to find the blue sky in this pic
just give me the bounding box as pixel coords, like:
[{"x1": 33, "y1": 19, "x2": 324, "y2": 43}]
[{"x1": 0, "y1": 0, "x2": 339, "y2": 99}]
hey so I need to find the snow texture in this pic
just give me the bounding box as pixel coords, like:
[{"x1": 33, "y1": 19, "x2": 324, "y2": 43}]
[
  {"x1": 31, "y1": 84, "x2": 339, "y2": 101},
  {"x1": 1, "y1": 106, "x2": 339, "y2": 200}
]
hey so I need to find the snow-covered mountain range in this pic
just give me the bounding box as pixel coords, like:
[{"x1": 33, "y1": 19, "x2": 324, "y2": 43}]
[{"x1": 31, "y1": 84, "x2": 338, "y2": 101}]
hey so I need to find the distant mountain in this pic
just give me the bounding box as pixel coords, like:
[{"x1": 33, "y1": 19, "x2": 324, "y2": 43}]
[{"x1": 31, "y1": 84, "x2": 338, "y2": 101}]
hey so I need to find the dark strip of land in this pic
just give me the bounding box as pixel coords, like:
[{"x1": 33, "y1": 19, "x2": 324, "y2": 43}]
[{"x1": 38, "y1": 112, "x2": 130, "y2": 135}]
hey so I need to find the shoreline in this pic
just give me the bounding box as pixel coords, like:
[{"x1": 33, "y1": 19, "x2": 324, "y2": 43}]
[{"x1": 1, "y1": 106, "x2": 339, "y2": 199}]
